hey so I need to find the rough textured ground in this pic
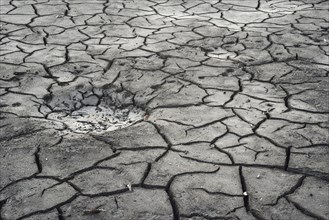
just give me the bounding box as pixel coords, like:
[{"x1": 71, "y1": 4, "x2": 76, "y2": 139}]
[{"x1": 0, "y1": 0, "x2": 329, "y2": 219}]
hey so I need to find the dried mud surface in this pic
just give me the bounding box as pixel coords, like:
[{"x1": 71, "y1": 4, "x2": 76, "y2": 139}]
[{"x1": 0, "y1": 0, "x2": 328, "y2": 219}]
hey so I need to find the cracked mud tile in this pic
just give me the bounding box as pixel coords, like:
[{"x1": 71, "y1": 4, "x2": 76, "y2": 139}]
[
  {"x1": 223, "y1": 10, "x2": 268, "y2": 24},
  {"x1": 194, "y1": 25, "x2": 230, "y2": 38},
  {"x1": 48, "y1": 62, "x2": 104, "y2": 83},
  {"x1": 33, "y1": 4, "x2": 67, "y2": 16},
  {"x1": 126, "y1": 17, "x2": 159, "y2": 29},
  {"x1": 113, "y1": 69, "x2": 167, "y2": 95},
  {"x1": 289, "y1": 146, "x2": 329, "y2": 175},
  {"x1": 257, "y1": 120, "x2": 329, "y2": 148},
  {"x1": 204, "y1": 89, "x2": 235, "y2": 106},
  {"x1": 225, "y1": 93, "x2": 287, "y2": 114},
  {"x1": 69, "y1": 3, "x2": 104, "y2": 16},
  {"x1": 0, "y1": 129, "x2": 61, "y2": 187},
  {"x1": 233, "y1": 49, "x2": 273, "y2": 65},
  {"x1": 0, "y1": 93, "x2": 44, "y2": 117},
  {"x1": 0, "y1": 51, "x2": 27, "y2": 64},
  {"x1": 0, "y1": 179, "x2": 76, "y2": 220},
  {"x1": 6, "y1": 3, "x2": 35, "y2": 14},
  {"x1": 222, "y1": 116, "x2": 254, "y2": 136},
  {"x1": 98, "y1": 149, "x2": 167, "y2": 167},
  {"x1": 91, "y1": 122, "x2": 167, "y2": 150},
  {"x1": 162, "y1": 57, "x2": 200, "y2": 74},
  {"x1": 105, "y1": 49, "x2": 154, "y2": 60},
  {"x1": 0, "y1": 39, "x2": 42, "y2": 56},
  {"x1": 287, "y1": 177, "x2": 329, "y2": 220},
  {"x1": 116, "y1": 37, "x2": 146, "y2": 51},
  {"x1": 240, "y1": 33, "x2": 271, "y2": 51},
  {"x1": 29, "y1": 15, "x2": 76, "y2": 28},
  {"x1": 61, "y1": 188, "x2": 173, "y2": 219},
  {"x1": 242, "y1": 167, "x2": 312, "y2": 220},
  {"x1": 149, "y1": 105, "x2": 233, "y2": 126},
  {"x1": 154, "y1": 4, "x2": 185, "y2": 16},
  {"x1": 24, "y1": 46, "x2": 66, "y2": 68},
  {"x1": 215, "y1": 135, "x2": 286, "y2": 166},
  {"x1": 176, "y1": 66, "x2": 243, "y2": 91},
  {"x1": 69, "y1": 50, "x2": 101, "y2": 65},
  {"x1": 100, "y1": 59, "x2": 132, "y2": 80},
  {"x1": 232, "y1": 107, "x2": 267, "y2": 125},
  {"x1": 46, "y1": 29, "x2": 89, "y2": 45},
  {"x1": 0, "y1": 22, "x2": 25, "y2": 34},
  {"x1": 267, "y1": 44, "x2": 293, "y2": 61},
  {"x1": 270, "y1": 31, "x2": 327, "y2": 47},
  {"x1": 168, "y1": 31, "x2": 202, "y2": 45},
  {"x1": 144, "y1": 151, "x2": 219, "y2": 186},
  {"x1": 0, "y1": 14, "x2": 35, "y2": 25},
  {"x1": 0, "y1": 146, "x2": 37, "y2": 189},
  {"x1": 153, "y1": 119, "x2": 227, "y2": 145},
  {"x1": 270, "y1": 110, "x2": 329, "y2": 125},
  {"x1": 172, "y1": 143, "x2": 232, "y2": 164},
  {"x1": 0, "y1": 117, "x2": 64, "y2": 142},
  {"x1": 0, "y1": 62, "x2": 48, "y2": 81},
  {"x1": 102, "y1": 24, "x2": 136, "y2": 39},
  {"x1": 133, "y1": 55, "x2": 165, "y2": 70},
  {"x1": 170, "y1": 166, "x2": 254, "y2": 219},
  {"x1": 290, "y1": 46, "x2": 328, "y2": 65},
  {"x1": 159, "y1": 46, "x2": 208, "y2": 62},
  {"x1": 8, "y1": 76, "x2": 53, "y2": 100},
  {"x1": 0, "y1": 63, "x2": 22, "y2": 81},
  {"x1": 5, "y1": 29, "x2": 45, "y2": 45},
  {"x1": 146, "y1": 83, "x2": 207, "y2": 109},
  {"x1": 70, "y1": 163, "x2": 148, "y2": 195},
  {"x1": 289, "y1": 90, "x2": 329, "y2": 113},
  {"x1": 39, "y1": 133, "x2": 116, "y2": 178},
  {"x1": 256, "y1": 198, "x2": 317, "y2": 220},
  {"x1": 241, "y1": 80, "x2": 286, "y2": 103},
  {"x1": 142, "y1": 41, "x2": 180, "y2": 53},
  {"x1": 277, "y1": 81, "x2": 329, "y2": 100}
]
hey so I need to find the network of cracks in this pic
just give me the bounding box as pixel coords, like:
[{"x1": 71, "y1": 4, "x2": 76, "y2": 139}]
[{"x1": 0, "y1": 0, "x2": 328, "y2": 219}]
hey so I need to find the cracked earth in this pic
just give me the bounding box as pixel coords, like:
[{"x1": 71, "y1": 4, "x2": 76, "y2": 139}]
[{"x1": 0, "y1": 0, "x2": 328, "y2": 219}]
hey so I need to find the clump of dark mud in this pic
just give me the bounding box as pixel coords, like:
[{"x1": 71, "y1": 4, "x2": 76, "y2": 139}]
[{"x1": 45, "y1": 83, "x2": 145, "y2": 133}]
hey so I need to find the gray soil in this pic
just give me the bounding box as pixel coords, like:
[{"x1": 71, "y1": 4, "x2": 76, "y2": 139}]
[{"x1": 0, "y1": 0, "x2": 328, "y2": 220}]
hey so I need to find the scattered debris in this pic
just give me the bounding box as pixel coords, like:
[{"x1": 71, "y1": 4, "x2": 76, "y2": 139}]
[
  {"x1": 143, "y1": 114, "x2": 150, "y2": 121},
  {"x1": 83, "y1": 207, "x2": 106, "y2": 215},
  {"x1": 127, "y1": 183, "x2": 132, "y2": 191}
]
